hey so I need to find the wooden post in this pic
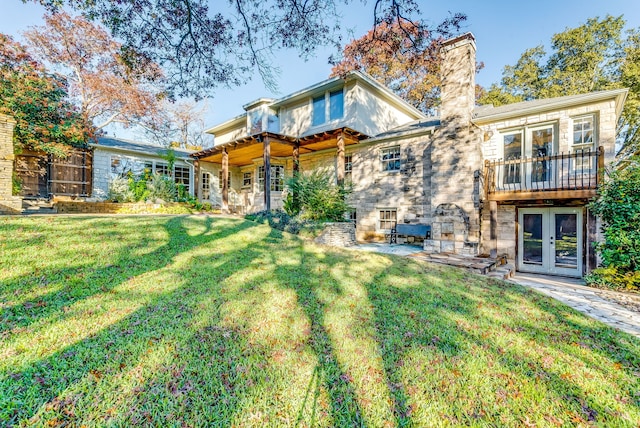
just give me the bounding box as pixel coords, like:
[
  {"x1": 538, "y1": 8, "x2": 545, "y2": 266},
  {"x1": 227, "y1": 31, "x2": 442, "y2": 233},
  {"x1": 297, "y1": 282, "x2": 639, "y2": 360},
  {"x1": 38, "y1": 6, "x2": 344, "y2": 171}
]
[
  {"x1": 336, "y1": 131, "x2": 345, "y2": 185},
  {"x1": 489, "y1": 200, "x2": 498, "y2": 258},
  {"x1": 222, "y1": 149, "x2": 229, "y2": 213},
  {"x1": 263, "y1": 136, "x2": 271, "y2": 211},
  {"x1": 193, "y1": 159, "x2": 200, "y2": 199},
  {"x1": 293, "y1": 140, "x2": 300, "y2": 174},
  {"x1": 597, "y1": 146, "x2": 605, "y2": 187}
]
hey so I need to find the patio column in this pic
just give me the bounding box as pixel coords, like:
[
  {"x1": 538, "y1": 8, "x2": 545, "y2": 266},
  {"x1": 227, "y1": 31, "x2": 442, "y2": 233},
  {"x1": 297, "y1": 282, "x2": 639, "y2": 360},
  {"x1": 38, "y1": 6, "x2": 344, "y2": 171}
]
[
  {"x1": 193, "y1": 159, "x2": 200, "y2": 199},
  {"x1": 489, "y1": 200, "x2": 498, "y2": 258},
  {"x1": 222, "y1": 148, "x2": 229, "y2": 213},
  {"x1": 336, "y1": 131, "x2": 345, "y2": 185},
  {"x1": 263, "y1": 136, "x2": 271, "y2": 211},
  {"x1": 293, "y1": 140, "x2": 300, "y2": 174}
]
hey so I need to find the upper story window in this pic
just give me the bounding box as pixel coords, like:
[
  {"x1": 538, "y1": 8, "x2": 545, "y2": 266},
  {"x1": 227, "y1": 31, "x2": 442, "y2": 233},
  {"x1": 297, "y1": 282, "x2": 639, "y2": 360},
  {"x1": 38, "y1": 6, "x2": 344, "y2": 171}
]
[
  {"x1": 572, "y1": 115, "x2": 597, "y2": 172},
  {"x1": 572, "y1": 115, "x2": 596, "y2": 150},
  {"x1": 381, "y1": 146, "x2": 401, "y2": 172},
  {"x1": 312, "y1": 89, "x2": 344, "y2": 126}
]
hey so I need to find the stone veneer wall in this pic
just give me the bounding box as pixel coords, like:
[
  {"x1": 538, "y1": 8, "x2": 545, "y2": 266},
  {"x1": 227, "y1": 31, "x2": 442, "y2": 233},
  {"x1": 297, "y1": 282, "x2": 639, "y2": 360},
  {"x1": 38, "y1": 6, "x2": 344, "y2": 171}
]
[
  {"x1": 313, "y1": 222, "x2": 357, "y2": 247},
  {"x1": 0, "y1": 114, "x2": 22, "y2": 214},
  {"x1": 427, "y1": 34, "x2": 482, "y2": 255}
]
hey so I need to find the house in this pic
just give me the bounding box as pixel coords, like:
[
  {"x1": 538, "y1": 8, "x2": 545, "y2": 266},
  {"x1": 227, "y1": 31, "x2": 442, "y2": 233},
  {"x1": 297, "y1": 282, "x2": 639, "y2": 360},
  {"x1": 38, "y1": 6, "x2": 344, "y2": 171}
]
[
  {"x1": 90, "y1": 137, "x2": 196, "y2": 199},
  {"x1": 191, "y1": 33, "x2": 627, "y2": 278}
]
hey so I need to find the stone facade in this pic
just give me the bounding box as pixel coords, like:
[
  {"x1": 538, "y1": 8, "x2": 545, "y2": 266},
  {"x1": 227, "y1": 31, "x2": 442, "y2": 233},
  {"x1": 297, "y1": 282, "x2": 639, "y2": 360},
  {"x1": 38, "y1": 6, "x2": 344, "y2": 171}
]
[
  {"x1": 313, "y1": 222, "x2": 357, "y2": 247},
  {"x1": 0, "y1": 114, "x2": 22, "y2": 214},
  {"x1": 428, "y1": 34, "x2": 482, "y2": 255}
]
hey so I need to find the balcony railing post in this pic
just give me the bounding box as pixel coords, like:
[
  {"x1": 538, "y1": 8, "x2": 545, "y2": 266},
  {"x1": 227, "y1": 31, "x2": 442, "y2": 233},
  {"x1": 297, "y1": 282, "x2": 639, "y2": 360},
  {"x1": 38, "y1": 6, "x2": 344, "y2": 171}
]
[{"x1": 597, "y1": 146, "x2": 605, "y2": 187}]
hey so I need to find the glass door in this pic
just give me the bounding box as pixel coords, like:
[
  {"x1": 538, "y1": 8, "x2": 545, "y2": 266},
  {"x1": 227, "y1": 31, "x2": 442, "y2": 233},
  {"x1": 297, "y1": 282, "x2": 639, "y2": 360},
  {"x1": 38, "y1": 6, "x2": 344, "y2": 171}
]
[{"x1": 518, "y1": 208, "x2": 582, "y2": 277}]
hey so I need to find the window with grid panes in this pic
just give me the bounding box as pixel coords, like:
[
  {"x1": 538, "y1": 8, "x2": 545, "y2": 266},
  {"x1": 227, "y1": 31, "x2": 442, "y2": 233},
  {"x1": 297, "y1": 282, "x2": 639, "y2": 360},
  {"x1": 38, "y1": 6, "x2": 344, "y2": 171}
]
[
  {"x1": 572, "y1": 115, "x2": 596, "y2": 172},
  {"x1": 155, "y1": 163, "x2": 169, "y2": 176},
  {"x1": 242, "y1": 172, "x2": 252, "y2": 188},
  {"x1": 218, "y1": 170, "x2": 231, "y2": 189},
  {"x1": 379, "y1": 209, "x2": 397, "y2": 231},
  {"x1": 258, "y1": 165, "x2": 284, "y2": 191},
  {"x1": 381, "y1": 146, "x2": 401, "y2": 172},
  {"x1": 344, "y1": 154, "x2": 353, "y2": 181},
  {"x1": 201, "y1": 172, "x2": 210, "y2": 199},
  {"x1": 174, "y1": 166, "x2": 190, "y2": 187}
]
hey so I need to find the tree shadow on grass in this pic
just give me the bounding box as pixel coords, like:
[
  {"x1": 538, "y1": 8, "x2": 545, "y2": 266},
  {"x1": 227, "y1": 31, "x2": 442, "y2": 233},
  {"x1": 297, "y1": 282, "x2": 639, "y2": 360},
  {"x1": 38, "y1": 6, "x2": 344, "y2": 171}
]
[
  {"x1": 0, "y1": 215, "x2": 263, "y2": 425},
  {"x1": 0, "y1": 216, "x2": 246, "y2": 335}
]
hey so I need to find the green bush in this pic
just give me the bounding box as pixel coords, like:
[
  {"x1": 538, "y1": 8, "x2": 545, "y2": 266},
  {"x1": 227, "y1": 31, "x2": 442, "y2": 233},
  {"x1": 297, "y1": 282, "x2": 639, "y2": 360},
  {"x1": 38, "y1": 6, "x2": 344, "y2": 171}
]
[
  {"x1": 107, "y1": 176, "x2": 135, "y2": 202},
  {"x1": 146, "y1": 173, "x2": 177, "y2": 202},
  {"x1": 284, "y1": 169, "x2": 351, "y2": 221},
  {"x1": 245, "y1": 209, "x2": 323, "y2": 237},
  {"x1": 588, "y1": 157, "x2": 640, "y2": 290}
]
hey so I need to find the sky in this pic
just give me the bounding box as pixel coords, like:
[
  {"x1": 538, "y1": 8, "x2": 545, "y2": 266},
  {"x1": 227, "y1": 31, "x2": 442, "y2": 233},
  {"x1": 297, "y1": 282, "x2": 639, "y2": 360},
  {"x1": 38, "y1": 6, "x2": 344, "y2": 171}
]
[{"x1": 1, "y1": 0, "x2": 640, "y2": 141}]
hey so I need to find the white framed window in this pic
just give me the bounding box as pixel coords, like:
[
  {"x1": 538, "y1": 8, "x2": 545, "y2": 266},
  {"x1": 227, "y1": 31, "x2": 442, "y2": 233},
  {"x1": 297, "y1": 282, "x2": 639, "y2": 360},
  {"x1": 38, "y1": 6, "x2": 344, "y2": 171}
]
[
  {"x1": 174, "y1": 165, "x2": 190, "y2": 187},
  {"x1": 572, "y1": 115, "x2": 597, "y2": 172},
  {"x1": 201, "y1": 172, "x2": 210, "y2": 199},
  {"x1": 155, "y1": 162, "x2": 169, "y2": 176},
  {"x1": 110, "y1": 156, "x2": 147, "y2": 179},
  {"x1": 218, "y1": 170, "x2": 231, "y2": 189},
  {"x1": 311, "y1": 88, "x2": 344, "y2": 126},
  {"x1": 242, "y1": 171, "x2": 252, "y2": 188},
  {"x1": 381, "y1": 146, "x2": 401, "y2": 172},
  {"x1": 345, "y1": 154, "x2": 353, "y2": 181},
  {"x1": 378, "y1": 209, "x2": 397, "y2": 231},
  {"x1": 258, "y1": 165, "x2": 285, "y2": 191}
]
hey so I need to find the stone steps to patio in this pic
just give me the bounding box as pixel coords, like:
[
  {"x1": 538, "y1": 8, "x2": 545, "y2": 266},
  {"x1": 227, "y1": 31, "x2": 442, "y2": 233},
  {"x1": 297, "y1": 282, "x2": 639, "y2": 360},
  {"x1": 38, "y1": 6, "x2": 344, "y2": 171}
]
[{"x1": 409, "y1": 251, "x2": 515, "y2": 278}]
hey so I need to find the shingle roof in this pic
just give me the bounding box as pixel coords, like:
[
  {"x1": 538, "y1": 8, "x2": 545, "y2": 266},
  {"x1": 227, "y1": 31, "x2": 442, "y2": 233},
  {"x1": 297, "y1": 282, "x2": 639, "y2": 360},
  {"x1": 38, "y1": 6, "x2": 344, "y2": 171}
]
[
  {"x1": 92, "y1": 137, "x2": 194, "y2": 159},
  {"x1": 372, "y1": 118, "x2": 441, "y2": 140},
  {"x1": 473, "y1": 88, "x2": 628, "y2": 121}
]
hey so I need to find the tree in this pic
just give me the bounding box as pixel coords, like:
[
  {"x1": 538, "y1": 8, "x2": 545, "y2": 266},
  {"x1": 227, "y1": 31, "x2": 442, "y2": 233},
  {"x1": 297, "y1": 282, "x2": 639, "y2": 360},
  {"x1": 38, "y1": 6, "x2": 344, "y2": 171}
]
[
  {"x1": 478, "y1": 15, "x2": 639, "y2": 157},
  {"x1": 26, "y1": 0, "x2": 456, "y2": 99},
  {"x1": 144, "y1": 100, "x2": 213, "y2": 150},
  {"x1": 24, "y1": 12, "x2": 164, "y2": 132},
  {"x1": 0, "y1": 33, "x2": 90, "y2": 156},
  {"x1": 587, "y1": 156, "x2": 640, "y2": 290}
]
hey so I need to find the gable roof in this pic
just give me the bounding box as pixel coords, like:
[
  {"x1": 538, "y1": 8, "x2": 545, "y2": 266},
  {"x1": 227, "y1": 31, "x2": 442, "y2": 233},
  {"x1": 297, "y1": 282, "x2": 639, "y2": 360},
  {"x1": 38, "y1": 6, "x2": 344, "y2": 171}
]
[
  {"x1": 473, "y1": 88, "x2": 628, "y2": 123},
  {"x1": 91, "y1": 137, "x2": 194, "y2": 160}
]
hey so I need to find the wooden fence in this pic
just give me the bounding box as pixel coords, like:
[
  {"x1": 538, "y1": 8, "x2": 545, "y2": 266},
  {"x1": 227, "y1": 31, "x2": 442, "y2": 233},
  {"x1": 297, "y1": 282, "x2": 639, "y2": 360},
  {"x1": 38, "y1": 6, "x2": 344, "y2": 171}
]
[{"x1": 14, "y1": 148, "x2": 92, "y2": 198}]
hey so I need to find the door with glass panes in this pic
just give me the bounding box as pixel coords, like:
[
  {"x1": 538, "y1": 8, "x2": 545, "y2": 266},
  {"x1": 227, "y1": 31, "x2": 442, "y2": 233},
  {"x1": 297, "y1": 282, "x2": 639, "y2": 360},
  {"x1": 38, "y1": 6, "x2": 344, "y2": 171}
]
[
  {"x1": 502, "y1": 124, "x2": 556, "y2": 190},
  {"x1": 518, "y1": 208, "x2": 582, "y2": 277}
]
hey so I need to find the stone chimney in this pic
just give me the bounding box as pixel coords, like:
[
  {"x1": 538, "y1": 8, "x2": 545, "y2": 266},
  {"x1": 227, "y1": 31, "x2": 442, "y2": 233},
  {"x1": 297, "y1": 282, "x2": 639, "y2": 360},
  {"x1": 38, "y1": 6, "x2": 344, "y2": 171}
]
[
  {"x1": 425, "y1": 33, "x2": 482, "y2": 256},
  {"x1": 439, "y1": 33, "x2": 476, "y2": 125}
]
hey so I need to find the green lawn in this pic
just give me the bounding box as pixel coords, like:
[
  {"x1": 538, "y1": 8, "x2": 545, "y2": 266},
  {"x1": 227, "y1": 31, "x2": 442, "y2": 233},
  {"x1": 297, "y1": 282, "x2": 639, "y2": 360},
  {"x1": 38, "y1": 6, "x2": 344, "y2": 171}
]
[{"x1": 1, "y1": 215, "x2": 639, "y2": 427}]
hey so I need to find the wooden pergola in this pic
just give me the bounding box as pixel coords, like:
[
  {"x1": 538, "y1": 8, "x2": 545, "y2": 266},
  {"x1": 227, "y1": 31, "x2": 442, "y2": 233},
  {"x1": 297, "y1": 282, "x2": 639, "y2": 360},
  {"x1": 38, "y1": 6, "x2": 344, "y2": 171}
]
[{"x1": 191, "y1": 127, "x2": 367, "y2": 211}]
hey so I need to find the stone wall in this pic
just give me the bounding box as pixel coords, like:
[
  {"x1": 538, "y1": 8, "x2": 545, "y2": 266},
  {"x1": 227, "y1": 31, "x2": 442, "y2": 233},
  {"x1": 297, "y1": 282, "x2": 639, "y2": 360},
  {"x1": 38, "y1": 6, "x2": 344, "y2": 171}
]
[
  {"x1": 0, "y1": 114, "x2": 22, "y2": 214},
  {"x1": 55, "y1": 200, "x2": 188, "y2": 214},
  {"x1": 426, "y1": 34, "x2": 482, "y2": 255},
  {"x1": 313, "y1": 222, "x2": 357, "y2": 247}
]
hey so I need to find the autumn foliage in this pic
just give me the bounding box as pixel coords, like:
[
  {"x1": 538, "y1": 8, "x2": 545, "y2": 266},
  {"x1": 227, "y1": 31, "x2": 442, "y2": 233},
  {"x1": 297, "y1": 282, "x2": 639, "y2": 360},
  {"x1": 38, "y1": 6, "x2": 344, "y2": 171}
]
[
  {"x1": 331, "y1": 17, "x2": 468, "y2": 114},
  {"x1": 0, "y1": 34, "x2": 90, "y2": 156},
  {"x1": 25, "y1": 12, "x2": 164, "y2": 132}
]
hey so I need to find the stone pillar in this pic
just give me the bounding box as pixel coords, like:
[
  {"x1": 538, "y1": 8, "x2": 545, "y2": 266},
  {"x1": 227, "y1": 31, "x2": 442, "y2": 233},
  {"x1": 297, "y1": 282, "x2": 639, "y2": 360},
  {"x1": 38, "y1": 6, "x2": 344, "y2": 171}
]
[
  {"x1": 427, "y1": 33, "x2": 482, "y2": 255},
  {"x1": 0, "y1": 114, "x2": 22, "y2": 214},
  {"x1": 221, "y1": 148, "x2": 229, "y2": 213},
  {"x1": 336, "y1": 132, "x2": 345, "y2": 185}
]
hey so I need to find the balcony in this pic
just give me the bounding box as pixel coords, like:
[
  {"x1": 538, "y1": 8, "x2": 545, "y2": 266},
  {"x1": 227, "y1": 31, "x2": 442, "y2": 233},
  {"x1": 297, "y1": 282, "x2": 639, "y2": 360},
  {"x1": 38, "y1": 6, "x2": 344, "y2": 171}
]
[{"x1": 484, "y1": 146, "x2": 604, "y2": 201}]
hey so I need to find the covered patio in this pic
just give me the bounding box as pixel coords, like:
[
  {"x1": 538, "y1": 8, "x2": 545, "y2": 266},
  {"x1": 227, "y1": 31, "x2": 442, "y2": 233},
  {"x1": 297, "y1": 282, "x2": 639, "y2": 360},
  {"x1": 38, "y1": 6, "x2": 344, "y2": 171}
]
[{"x1": 191, "y1": 127, "x2": 367, "y2": 212}]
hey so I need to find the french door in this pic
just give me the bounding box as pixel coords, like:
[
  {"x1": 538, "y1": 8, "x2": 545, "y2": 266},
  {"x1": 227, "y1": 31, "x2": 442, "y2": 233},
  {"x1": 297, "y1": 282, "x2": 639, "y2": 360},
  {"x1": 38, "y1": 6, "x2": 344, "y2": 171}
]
[
  {"x1": 502, "y1": 124, "x2": 556, "y2": 190},
  {"x1": 518, "y1": 208, "x2": 583, "y2": 277}
]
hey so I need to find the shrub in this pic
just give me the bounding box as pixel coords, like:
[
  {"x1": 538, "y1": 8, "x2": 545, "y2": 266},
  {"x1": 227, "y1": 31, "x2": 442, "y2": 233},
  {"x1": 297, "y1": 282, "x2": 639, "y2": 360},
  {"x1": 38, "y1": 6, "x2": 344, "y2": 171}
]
[
  {"x1": 245, "y1": 209, "x2": 323, "y2": 237},
  {"x1": 284, "y1": 169, "x2": 351, "y2": 221},
  {"x1": 107, "y1": 176, "x2": 135, "y2": 202},
  {"x1": 588, "y1": 157, "x2": 640, "y2": 290},
  {"x1": 146, "y1": 173, "x2": 177, "y2": 202}
]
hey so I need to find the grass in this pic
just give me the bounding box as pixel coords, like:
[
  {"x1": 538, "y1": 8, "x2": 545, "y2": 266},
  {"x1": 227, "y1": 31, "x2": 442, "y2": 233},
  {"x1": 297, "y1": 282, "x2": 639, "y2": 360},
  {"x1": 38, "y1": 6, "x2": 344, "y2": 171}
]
[{"x1": 1, "y1": 215, "x2": 639, "y2": 427}]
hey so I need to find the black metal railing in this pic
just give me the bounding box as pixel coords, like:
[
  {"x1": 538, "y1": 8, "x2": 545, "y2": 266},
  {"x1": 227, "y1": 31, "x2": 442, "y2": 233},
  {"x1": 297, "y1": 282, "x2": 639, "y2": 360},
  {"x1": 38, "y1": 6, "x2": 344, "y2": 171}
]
[{"x1": 485, "y1": 146, "x2": 603, "y2": 196}]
